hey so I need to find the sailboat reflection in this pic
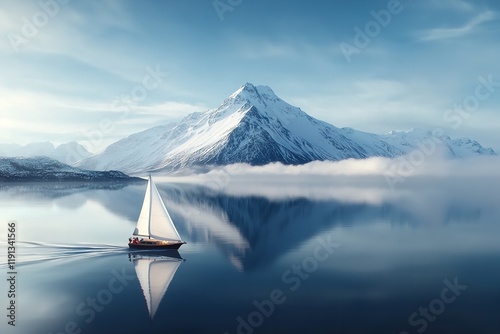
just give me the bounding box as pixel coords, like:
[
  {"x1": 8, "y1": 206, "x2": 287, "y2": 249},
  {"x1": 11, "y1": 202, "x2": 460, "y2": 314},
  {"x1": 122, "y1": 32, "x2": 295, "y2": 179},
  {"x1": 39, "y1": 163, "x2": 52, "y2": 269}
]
[{"x1": 128, "y1": 251, "x2": 184, "y2": 319}]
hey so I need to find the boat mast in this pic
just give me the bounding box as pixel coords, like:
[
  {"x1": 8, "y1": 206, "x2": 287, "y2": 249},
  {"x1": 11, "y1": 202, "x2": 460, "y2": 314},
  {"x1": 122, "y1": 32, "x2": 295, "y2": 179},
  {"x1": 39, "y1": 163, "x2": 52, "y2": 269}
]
[{"x1": 148, "y1": 174, "x2": 152, "y2": 239}]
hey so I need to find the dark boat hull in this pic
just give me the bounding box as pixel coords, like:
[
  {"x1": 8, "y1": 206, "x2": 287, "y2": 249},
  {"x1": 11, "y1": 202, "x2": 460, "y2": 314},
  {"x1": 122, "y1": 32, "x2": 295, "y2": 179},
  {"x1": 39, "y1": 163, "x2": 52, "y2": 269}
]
[
  {"x1": 128, "y1": 242, "x2": 184, "y2": 250},
  {"x1": 128, "y1": 250, "x2": 183, "y2": 260}
]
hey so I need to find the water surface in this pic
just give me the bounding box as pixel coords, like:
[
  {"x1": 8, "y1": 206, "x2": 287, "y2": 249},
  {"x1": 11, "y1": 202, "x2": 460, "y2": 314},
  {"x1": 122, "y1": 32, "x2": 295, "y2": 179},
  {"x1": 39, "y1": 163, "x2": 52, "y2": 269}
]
[{"x1": 0, "y1": 176, "x2": 499, "y2": 334}]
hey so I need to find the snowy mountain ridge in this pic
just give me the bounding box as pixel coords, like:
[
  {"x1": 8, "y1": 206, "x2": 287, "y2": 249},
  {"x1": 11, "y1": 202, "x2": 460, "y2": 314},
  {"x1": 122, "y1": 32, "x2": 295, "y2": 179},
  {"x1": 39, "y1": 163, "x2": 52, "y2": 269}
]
[
  {"x1": 0, "y1": 156, "x2": 139, "y2": 182},
  {"x1": 0, "y1": 141, "x2": 92, "y2": 165},
  {"x1": 77, "y1": 83, "x2": 495, "y2": 174}
]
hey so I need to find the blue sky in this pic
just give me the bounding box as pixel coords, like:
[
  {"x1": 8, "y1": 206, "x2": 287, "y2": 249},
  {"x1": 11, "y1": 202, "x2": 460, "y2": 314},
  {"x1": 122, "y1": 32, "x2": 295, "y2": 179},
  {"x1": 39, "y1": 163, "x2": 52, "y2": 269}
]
[{"x1": 0, "y1": 0, "x2": 499, "y2": 153}]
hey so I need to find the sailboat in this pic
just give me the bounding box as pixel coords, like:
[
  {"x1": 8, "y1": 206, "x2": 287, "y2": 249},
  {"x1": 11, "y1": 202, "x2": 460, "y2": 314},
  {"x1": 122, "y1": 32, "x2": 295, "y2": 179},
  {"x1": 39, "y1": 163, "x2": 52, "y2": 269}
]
[
  {"x1": 128, "y1": 175, "x2": 186, "y2": 249},
  {"x1": 129, "y1": 252, "x2": 184, "y2": 319}
]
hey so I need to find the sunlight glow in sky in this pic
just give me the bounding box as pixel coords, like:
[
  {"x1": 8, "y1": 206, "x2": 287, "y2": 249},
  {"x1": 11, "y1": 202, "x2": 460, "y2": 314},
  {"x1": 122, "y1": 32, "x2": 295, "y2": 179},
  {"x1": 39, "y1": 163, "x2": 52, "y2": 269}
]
[{"x1": 0, "y1": 0, "x2": 499, "y2": 153}]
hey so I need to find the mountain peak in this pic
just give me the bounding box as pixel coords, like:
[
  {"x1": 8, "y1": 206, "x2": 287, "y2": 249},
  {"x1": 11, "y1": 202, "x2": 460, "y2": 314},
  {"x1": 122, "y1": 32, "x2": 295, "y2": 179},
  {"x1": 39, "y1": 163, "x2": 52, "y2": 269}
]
[
  {"x1": 241, "y1": 82, "x2": 257, "y2": 91},
  {"x1": 231, "y1": 82, "x2": 273, "y2": 94},
  {"x1": 229, "y1": 83, "x2": 280, "y2": 108}
]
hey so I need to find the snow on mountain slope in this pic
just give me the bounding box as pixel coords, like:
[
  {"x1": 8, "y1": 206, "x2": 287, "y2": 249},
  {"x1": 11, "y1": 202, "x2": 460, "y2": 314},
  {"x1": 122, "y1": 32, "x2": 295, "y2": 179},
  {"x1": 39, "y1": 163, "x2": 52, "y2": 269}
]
[
  {"x1": 78, "y1": 123, "x2": 177, "y2": 172},
  {"x1": 378, "y1": 128, "x2": 495, "y2": 158},
  {"x1": 78, "y1": 83, "x2": 496, "y2": 174},
  {"x1": 0, "y1": 141, "x2": 92, "y2": 165}
]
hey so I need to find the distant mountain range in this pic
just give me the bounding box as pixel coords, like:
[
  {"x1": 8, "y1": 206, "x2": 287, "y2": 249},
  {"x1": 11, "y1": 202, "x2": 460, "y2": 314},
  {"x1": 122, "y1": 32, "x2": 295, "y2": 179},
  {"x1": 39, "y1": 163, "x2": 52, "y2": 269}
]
[
  {"x1": 0, "y1": 141, "x2": 92, "y2": 165},
  {"x1": 0, "y1": 156, "x2": 140, "y2": 182},
  {"x1": 75, "y1": 83, "x2": 495, "y2": 174}
]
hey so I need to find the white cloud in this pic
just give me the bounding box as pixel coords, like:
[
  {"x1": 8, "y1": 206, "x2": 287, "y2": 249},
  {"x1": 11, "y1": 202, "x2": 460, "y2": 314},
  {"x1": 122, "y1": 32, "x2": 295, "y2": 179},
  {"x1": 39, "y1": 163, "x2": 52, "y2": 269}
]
[
  {"x1": 286, "y1": 79, "x2": 447, "y2": 135},
  {"x1": 0, "y1": 1, "x2": 159, "y2": 84},
  {"x1": 155, "y1": 156, "x2": 500, "y2": 206},
  {"x1": 0, "y1": 88, "x2": 203, "y2": 147},
  {"x1": 420, "y1": 10, "x2": 496, "y2": 41},
  {"x1": 133, "y1": 101, "x2": 206, "y2": 117},
  {"x1": 230, "y1": 34, "x2": 301, "y2": 60},
  {"x1": 427, "y1": 0, "x2": 475, "y2": 12}
]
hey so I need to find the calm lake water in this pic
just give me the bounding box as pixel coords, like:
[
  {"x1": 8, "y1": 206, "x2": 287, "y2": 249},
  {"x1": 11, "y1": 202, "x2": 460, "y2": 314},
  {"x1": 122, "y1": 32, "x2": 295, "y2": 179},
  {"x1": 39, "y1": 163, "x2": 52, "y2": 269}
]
[{"x1": 1, "y1": 175, "x2": 499, "y2": 334}]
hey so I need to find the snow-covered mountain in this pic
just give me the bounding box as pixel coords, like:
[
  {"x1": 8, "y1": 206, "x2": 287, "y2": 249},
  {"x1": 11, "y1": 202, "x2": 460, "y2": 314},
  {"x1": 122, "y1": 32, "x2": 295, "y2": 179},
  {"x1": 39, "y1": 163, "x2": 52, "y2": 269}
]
[
  {"x1": 0, "y1": 156, "x2": 139, "y2": 182},
  {"x1": 0, "y1": 141, "x2": 92, "y2": 165},
  {"x1": 78, "y1": 83, "x2": 496, "y2": 174}
]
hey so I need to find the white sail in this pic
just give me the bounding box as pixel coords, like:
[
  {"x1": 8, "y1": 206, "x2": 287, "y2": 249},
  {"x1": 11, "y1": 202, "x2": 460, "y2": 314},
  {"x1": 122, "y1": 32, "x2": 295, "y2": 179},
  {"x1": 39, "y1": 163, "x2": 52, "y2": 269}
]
[
  {"x1": 133, "y1": 256, "x2": 183, "y2": 319},
  {"x1": 133, "y1": 175, "x2": 183, "y2": 242},
  {"x1": 134, "y1": 177, "x2": 152, "y2": 237},
  {"x1": 149, "y1": 178, "x2": 182, "y2": 241}
]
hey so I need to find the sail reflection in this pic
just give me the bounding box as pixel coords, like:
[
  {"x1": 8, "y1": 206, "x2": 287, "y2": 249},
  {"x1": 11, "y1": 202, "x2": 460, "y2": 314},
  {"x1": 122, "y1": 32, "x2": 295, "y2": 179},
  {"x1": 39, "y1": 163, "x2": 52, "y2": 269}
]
[{"x1": 128, "y1": 251, "x2": 184, "y2": 319}]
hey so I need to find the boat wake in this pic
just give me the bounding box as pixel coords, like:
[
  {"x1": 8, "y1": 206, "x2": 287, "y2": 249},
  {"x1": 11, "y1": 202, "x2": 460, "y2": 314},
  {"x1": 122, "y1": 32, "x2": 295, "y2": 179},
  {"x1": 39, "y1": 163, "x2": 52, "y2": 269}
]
[{"x1": 0, "y1": 240, "x2": 129, "y2": 268}]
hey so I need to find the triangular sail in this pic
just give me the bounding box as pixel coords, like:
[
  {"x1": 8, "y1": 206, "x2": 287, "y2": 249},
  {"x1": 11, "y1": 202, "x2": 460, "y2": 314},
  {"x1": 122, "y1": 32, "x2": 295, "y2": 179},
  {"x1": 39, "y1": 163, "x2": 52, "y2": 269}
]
[
  {"x1": 149, "y1": 179, "x2": 182, "y2": 241},
  {"x1": 133, "y1": 256, "x2": 183, "y2": 319},
  {"x1": 134, "y1": 177, "x2": 152, "y2": 237},
  {"x1": 133, "y1": 175, "x2": 183, "y2": 242},
  {"x1": 134, "y1": 257, "x2": 152, "y2": 315}
]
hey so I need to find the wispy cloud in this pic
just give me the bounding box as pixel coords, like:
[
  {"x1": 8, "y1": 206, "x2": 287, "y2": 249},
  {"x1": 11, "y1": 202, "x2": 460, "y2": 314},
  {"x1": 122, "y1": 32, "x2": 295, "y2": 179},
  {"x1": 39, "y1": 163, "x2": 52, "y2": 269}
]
[
  {"x1": 230, "y1": 34, "x2": 305, "y2": 60},
  {"x1": 286, "y1": 78, "x2": 448, "y2": 135},
  {"x1": 420, "y1": 10, "x2": 496, "y2": 41},
  {"x1": 0, "y1": 88, "x2": 203, "y2": 146},
  {"x1": 0, "y1": 1, "x2": 148, "y2": 83},
  {"x1": 427, "y1": 0, "x2": 475, "y2": 12},
  {"x1": 230, "y1": 34, "x2": 340, "y2": 66},
  {"x1": 133, "y1": 101, "x2": 206, "y2": 117}
]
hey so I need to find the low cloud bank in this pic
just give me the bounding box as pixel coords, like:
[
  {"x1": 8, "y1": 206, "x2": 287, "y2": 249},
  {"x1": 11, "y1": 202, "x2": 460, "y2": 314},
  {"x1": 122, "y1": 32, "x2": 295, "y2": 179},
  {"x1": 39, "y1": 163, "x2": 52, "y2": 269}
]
[
  {"x1": 163, "y1": 154, "x2": 500, "y2": 181},
  {"x1": 156, "y1": 155, "x2": 500, "y2": 204},
  {"x1": 224, "y1": 154, "x2": 498, "y2": 177}
]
